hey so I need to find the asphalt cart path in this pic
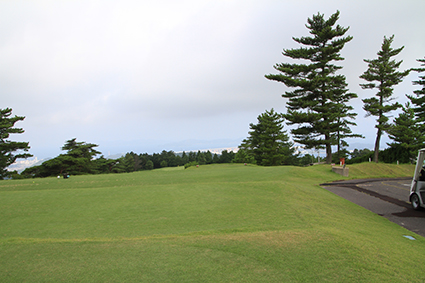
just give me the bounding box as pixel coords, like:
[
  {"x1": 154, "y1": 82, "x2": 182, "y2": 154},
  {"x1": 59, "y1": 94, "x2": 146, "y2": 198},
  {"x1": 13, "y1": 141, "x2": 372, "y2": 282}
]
[{"x1": 321, "y1": 178, "x2": 425, "y2": 238}]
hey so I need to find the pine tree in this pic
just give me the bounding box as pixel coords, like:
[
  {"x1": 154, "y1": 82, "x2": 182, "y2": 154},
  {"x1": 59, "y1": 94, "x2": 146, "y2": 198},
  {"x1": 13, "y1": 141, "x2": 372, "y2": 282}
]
[
  {"x1": 387, "y1": 102, "x2": 422, "y2": 162},
  {"x1": 240, "y1": 109, "x2": 295, "y2": 166},
  {"x1": 360, "y1": 35, "x2": 410, "y2": 163},
  {"x1": 233, "y1": 148, "x2": 255, "y2": 164},
  {"x1": 30, "y1": 138, "x2": 102, "y2": 176},
  {"x1": 123, "y1": 153, "x2": 136, "y2": 172},
  {"x1": 334, "y1": 95, "x2": 364, "y2": 160},
  {"x1": 196, "y1": 150, "x2": 206, "y2": 165},
  {"x1": 204, "y1": 150, "x2": 213, "y2": 164},
  {"x1": 265, "y1": 11, "x2": 359, "y2": 164},
  {"x1": 145, "y1": 160, "x2": 154, "y2": 170},
  {"x1": 212, "y1": 153, "x2": 220, "y2": 164},
  {"x1": 407, "y1": 57, "x2": 425, "y2": 134},
  {"x1": 0, "y1": 108, "x2": 32, "y2": 179},
  {"x1": 61, "y1": 138, "x2": 101, "y2": 174}
]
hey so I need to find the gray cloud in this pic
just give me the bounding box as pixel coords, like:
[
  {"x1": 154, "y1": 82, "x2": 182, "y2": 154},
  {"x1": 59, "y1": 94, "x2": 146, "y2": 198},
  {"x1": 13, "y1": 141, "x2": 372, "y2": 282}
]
[{"x1": 2, "y1": 0, "x2": 425, "y2": 158}]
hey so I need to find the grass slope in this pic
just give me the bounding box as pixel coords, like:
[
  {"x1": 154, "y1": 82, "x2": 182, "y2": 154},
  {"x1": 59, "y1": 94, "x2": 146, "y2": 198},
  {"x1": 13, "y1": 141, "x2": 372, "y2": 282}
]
[{"x1": 0, "y1": 163, "x2": 422, "y2": 282}]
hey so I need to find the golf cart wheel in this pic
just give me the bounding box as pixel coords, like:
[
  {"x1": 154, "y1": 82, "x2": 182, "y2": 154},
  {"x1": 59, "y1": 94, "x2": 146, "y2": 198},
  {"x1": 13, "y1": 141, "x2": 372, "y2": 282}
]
[{"x1": 411, "y1": 193, "x2": 421, "y2": 210}]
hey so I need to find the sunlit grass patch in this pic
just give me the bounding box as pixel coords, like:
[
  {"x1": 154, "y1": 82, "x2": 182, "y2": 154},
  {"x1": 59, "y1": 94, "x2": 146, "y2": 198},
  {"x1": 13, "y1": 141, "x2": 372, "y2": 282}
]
[{"x1": 346, "y1": 162, "x2": 414, "y2": 179}]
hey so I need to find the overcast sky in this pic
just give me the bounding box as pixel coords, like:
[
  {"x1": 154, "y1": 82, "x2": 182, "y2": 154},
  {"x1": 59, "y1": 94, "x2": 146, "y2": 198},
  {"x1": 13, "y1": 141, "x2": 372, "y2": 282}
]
[{"x1": 2, "y1": 0, "x2": 425, "y2": 160}]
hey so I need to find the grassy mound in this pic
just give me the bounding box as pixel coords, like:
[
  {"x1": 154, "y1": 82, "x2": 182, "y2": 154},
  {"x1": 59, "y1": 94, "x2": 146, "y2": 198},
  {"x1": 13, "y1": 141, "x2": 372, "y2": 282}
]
[
  {"x1": 0, "y1": 163, "x2": 421, "y2": 282},
  {"x1": 346, "y1": 162, "x2": 414, "y2": 179}
]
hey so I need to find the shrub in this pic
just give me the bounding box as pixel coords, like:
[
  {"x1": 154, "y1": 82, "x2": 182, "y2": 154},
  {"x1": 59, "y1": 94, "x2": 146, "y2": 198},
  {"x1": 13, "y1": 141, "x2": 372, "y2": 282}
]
[{"x1": 184, "y1": 161, "x2": 199, "y2": 169}]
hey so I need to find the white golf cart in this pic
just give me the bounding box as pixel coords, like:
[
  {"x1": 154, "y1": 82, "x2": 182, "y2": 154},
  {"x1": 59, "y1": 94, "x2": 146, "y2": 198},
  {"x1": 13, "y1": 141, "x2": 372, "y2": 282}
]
[{"x1": 410, "y1": 148, "x2": 425, "y2": 210}]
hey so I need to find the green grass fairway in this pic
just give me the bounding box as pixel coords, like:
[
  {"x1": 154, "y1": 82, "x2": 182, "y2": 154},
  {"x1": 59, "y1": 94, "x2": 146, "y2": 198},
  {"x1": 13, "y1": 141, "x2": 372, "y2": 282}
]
[{"x1": 1, "y1": 163, "x2": 423, "y2": 282}]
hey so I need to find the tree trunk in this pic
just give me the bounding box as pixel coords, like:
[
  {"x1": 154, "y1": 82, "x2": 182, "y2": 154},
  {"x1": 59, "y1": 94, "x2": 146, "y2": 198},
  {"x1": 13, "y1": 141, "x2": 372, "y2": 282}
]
[
  {"x1": 337, "y1": 133, "x2": 341, "y2": 160},
  {"x1": 326, "y1": 141, "x2": 332, "y2": 164},
  {"x1": 373, "y1": 128, "x2": 381, "y2": 163}
]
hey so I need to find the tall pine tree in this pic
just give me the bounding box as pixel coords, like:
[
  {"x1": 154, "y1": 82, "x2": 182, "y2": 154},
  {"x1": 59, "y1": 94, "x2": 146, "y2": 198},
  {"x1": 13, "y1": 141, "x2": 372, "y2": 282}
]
[
  {"x1": 0, "y1": 108, "x2": 32, "y2": 179},
  {"x1": 360, "y1": 35, "x2": 410, "y2": 163},
  {"x1": 265, "y1": 11, "x2": 359, "y2": 163},
  {"x1": 333, "y1": 93, "x2": 364, "y2": 160}
]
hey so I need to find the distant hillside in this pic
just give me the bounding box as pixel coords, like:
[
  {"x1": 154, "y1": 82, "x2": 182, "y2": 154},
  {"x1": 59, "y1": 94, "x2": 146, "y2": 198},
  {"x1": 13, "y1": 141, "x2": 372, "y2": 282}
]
[
  {"x1": 176, "y1": 147, "x2": 239, "y2": 156},
  {"x1": 7, "y1": 157, "x2": 50, "y2": 173}
]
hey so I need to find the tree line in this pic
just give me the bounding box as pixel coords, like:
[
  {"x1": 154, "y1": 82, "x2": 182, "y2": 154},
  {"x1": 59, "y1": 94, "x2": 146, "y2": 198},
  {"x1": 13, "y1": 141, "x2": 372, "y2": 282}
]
[
  {"x1": 13, "y1": 135, "x2": 347, "y2": 178},
  {"x1": 16, "y1": 139, "x2": 237, "y2": 178}
]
